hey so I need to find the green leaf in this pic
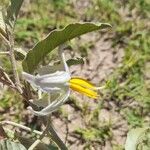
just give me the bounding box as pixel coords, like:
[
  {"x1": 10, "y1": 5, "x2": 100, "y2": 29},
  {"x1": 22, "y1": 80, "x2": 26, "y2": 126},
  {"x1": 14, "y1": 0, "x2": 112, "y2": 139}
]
[
  {"x1": 14, "y1": 48, "x2": 27, "y2": 61},
  {"x1": 22, "y1": 22, "x2": 111, "y2": 73},
  {"x1": 67, "y1": 57, "x2": 84, "y2": 66},
  {"x1": 6, "y1": 0, "x2": 24, "y2": 30},
  {"x1": 125, "y1": 127, "x2": 149, "y2": 150},
  {"x1": 0, "y1": 139, "x2": 26, "y2": 150}
]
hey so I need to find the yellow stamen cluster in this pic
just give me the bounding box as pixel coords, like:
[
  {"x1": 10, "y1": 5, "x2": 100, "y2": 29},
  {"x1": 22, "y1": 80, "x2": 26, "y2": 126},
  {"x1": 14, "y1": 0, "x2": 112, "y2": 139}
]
[{"x1": 69, "y1": 77, "x2": 99, "y2": 99}]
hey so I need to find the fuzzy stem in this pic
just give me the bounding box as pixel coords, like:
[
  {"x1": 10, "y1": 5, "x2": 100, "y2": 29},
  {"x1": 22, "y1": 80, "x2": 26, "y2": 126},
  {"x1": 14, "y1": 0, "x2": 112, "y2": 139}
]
[{"x1": 8, "y1": 34, "x2": 22, "y2": 93}]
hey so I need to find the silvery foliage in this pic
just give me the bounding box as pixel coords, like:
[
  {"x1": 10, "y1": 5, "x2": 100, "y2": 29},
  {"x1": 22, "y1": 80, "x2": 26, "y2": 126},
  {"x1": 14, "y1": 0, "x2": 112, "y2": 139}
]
[{"x1": 23, "y1": 51, "x2": 71, "y2": 116}]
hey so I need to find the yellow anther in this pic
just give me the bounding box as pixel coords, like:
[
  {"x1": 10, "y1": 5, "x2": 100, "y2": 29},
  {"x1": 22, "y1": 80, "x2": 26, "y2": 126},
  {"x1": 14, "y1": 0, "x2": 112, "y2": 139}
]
[{"x1": 69, "y1": 77, "x2": 99, "y2": 99}]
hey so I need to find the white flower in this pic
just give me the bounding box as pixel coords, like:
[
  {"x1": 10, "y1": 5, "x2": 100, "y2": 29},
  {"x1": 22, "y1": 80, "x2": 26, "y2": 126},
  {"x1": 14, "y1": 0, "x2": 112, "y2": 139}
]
[{"x1": 23, "y1": 51, "x2": 100, "y2": 116}]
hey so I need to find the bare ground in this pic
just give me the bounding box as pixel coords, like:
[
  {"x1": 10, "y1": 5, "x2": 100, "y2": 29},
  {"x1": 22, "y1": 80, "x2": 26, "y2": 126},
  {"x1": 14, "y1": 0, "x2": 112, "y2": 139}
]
[{"x1": 50, "y1": 32, "x2": 127, "y2": 149}]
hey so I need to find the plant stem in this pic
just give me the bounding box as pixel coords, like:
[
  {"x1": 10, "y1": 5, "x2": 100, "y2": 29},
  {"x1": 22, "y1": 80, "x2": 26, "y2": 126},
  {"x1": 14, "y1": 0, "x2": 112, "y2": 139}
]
[
  {"x1": 28, "y1": 125, "x2": 49, "y2": 150},
  {"x1": 27, "y1": 113, "x2": 68, "y2": 150},
  {"x1": 46, "y1": 116, "x2": 68, "y2": 150},
  {"x1": 0, "y1": 51, "x2": 9, "y2": 55},
  {"x1": 28, "y1": 139, "x2": 41, "y2": 150},
  {"x1": 8, "y1": 34, "x2": 22, "y2": 93}
]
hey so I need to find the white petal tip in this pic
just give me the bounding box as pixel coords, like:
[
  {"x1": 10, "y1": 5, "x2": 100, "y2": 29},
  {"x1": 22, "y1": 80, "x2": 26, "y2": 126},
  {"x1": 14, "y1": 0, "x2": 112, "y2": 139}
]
[
  {"x1": 27, "y1": 106, "x2": 47, "y2": 116},
  {"x1": 27, "y1": 106, "x2": 33, "y2": 111},
  {"x1": 22, "y1": 72, "x2": 35, "y2": 83},
  {"x1": 29, "y1": 99, "x2": 33, "y2": 103}
]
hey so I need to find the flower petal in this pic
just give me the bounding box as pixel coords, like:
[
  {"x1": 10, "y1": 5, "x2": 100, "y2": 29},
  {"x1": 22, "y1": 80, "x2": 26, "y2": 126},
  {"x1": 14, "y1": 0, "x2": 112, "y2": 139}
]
[
  {"x1": 29, "y1": 99, "x2": 49, "y2": 107},
  {"x1": 28, "y1": 88, "x2": 70, "y2": 116},
  {"x1": 35, "y1": 71, "x2": 70, "y2": 85},
  {"x1": 22, "y1": 72, "x2": 35, "y2": 84},
  {"x1": 29, "y1": 93, "x2": 60, "y2": 107},
  {"x1": 22, "y1": 71, "x2": 71, "y2": 93}
]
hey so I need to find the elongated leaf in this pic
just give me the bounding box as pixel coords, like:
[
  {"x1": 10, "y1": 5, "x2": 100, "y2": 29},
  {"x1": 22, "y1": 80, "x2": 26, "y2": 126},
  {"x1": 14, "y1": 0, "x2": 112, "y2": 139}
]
[
  {"x1": 0, "y1": 139, "x2": 26, "y2": 150},
  {"x1": 125, "y1": 127, "x2": 149, "y2": 150},
  {"x1": 22, "y1": 22, "x2": 111, "y2": 73},
  {"x1": 6, "y1": 0, "x2": 24, "y2": 29}
]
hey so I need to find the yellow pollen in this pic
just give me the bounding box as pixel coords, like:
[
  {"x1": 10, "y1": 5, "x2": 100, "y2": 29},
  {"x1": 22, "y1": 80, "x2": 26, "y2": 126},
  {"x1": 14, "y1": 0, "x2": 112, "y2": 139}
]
[{"x1": 69, "y1": 77, "x2": 99, "y2": 99}]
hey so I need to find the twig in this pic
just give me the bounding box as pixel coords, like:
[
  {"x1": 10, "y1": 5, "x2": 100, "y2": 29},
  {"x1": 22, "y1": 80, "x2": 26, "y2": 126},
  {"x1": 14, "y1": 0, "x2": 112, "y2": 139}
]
[
  {"x1": 0, "y1": 67, "x2": 20, "y2": 92},
  {"x1": 1, "y1": 121, "x2": 42, "y2": 135},
  {"x1": 28, "y1": 117, "x2": 51, "y2": 150},
  {"x1": 0, "y1": 77, "x2": 17, "y2": 90},
  {"x1": 0, "y1": 51, "x2": 9, "y2": 55},
  {"x1": 28, "y1": 139, "x2": 41, "y2": 150},
  {"x1": 28, "y1": 128, "x2": 48, "y2": 150},
  {"x1": 0, "y1": 67, "x2": 15, "y2": 86}
]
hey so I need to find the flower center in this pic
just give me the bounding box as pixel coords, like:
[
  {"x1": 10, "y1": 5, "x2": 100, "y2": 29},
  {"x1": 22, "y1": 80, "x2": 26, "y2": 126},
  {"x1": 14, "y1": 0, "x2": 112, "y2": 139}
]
[{"x1": 69, "y1": 77, "x2": 99, "y2": 99}]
